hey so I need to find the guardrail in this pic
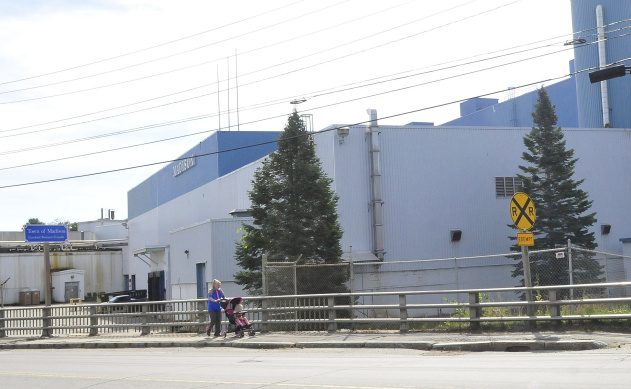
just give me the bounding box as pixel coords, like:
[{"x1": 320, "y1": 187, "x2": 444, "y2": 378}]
[{"x1": 1, "y1": 281, "x2": 630, "y2": 337}]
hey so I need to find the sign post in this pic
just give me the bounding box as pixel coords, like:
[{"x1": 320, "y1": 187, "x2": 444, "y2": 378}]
[
  {"x1": 24, "y1": 225, "x2": 68, "y2": 337},
  {"x1": 509, "y1": 192, "x2": 537, "y2": 317}
]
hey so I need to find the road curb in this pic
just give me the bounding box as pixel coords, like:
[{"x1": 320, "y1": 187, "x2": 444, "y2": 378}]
[
  {"x1": 431, "y1": 340, "x2": 607, "y2": 352},
  {"x1": 295, "y1": 341, "x2": 433, "y2": 350},
  {"x1": 0, "y1": 339, "x2": 609, "y2": 352}
]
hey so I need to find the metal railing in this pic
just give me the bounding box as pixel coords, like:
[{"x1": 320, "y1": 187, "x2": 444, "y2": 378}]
[{"x1": 1, "y1": 281, "x2": 631, "y2": 337}]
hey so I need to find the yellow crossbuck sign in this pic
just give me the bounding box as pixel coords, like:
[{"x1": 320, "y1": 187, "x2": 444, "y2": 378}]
[{"x1": 510, "y1": 192, "x2": 537, "y2": 230}]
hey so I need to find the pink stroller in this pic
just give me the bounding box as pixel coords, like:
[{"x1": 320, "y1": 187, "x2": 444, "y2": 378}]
[{"x1": 220, "y1": 297, "x2": 255, "y2": 338}]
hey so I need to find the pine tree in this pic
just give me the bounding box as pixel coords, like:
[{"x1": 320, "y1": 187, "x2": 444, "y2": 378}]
[
  {"x1": 235, "y1": 111, "x2": 346, "y2": 295},
  {"x1": 512, "y1": 88, "x2": 602, "y2": 291}
]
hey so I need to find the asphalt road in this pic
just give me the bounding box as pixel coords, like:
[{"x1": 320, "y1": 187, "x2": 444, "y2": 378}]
[{"x1": 0, "y1": 347, "x2": 630, "y2": 389}]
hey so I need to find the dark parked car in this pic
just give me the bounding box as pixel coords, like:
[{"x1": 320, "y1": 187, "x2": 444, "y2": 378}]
[{"x1": 103, "y1": 294, "x2": 146, "y2": 313}]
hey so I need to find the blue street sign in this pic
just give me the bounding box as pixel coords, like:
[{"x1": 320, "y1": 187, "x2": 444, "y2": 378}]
[{"x1": 24, "y1": 225, "x2": 68, "y2": 242}]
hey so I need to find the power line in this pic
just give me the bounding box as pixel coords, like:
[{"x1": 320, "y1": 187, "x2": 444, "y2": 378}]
[
  {"x1": 0, "y1": 42, "x2": 620, "y2": 161},
  {"x1": 0, "y1": 1, "x2": 416, "y2": 135},
  {"x1": 0, "y1": 0, "x2": 350, "y2": 100},
  {"x1": 0, "y1": 1, "x2": 414, "y2": 97},
  {"x1": 3, "y1": 3, "x2": 628, "y2": 116},
  {"x1": 0, "y1": 44, "x2": 573, "y2": 156},
  {"x1": 0, "y1": 70, "x2": 592, "y2": 190},
  {"x1": 0, "y1": 0, "x2": 500, "y2": 105},
  {"x1": 0, "y1": 24, "x2": 628, "y2": 149},
  {"x1": 0, "y1": 0, "x2": 306, "y2": 86}
]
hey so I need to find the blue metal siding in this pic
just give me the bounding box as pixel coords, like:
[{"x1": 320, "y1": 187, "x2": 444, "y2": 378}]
[
  {"x1": 571, "y1": 0, "x2": 631, "y2": 128},
  {"x1": 441, "y1": 78, "x2": 578, "y2": 128},
  {"x1": 127, "y1": 131, "x2": 279, "y2": 219},
  {"x1": 459, "y1": 97, "x2": 498, "y2": 117},
  {"x1": 217, "y1": 131, "x2": 280, "y2": 176}
]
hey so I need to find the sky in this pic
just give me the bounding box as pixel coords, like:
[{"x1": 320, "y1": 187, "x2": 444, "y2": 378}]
[{"x1": 0, "y1": 0, "x2": 576, "y2": 230}]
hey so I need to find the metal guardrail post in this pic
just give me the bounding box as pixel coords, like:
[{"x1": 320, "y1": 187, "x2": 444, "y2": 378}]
[
  {"x1": 0, "y1": 308, "x2": 5, "y2": 338},
  {"x1": 197, "y1": 301, "x2": 206, "y2": 333},
  {"x1": 327, "y1": 296, "x2": 337, "y2": 333},
  {"x1": 261, "y1": 297, "x2": 269, "y2": 333},
  {"x1": 399, "y1": 294, "x2": 408, "y2": 333},
  {"x1": 469, "y1": 292, "x2": 480, "y2": 331},
  {"x1": 41, "y1": 307, "x2": 51, "y2": 338},
  {"x1": 89, "y1": 305, "x2": 98, "y2": 336},
  {"x1": 568, "y1": 239, "x2": 574, "y2": 300},
  {"x1": 141, "y1": 304, "x2": 150, "y2": 336},
  {"x1": 549, "y1": 290, "x2": 561, "y2": 327}
]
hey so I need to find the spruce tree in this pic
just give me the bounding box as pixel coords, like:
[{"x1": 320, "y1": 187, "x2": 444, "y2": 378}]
[
  {"x1": 235, "y1": 111, "x2": 346, "y2": 295},
  {"x1": 512, "y1": 88, "x2": 602, "y2": 291}
]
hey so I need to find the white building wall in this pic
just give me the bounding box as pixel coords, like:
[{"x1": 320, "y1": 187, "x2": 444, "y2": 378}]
[
  {"x1": 127, "y1": 160, "x2": 261, "y2": 295},
  {"x1": 77, "y1": 220, "x2": 128, "y2": 240},
  {"x1": 323, "y1": 126, "x2": 631, "y2": 260},
  {"x1": 317, "y1": 126, "x2": 373, "y2": 257},
  {"x1": 127, "y1": 125, "x2": 631, "y2": 298}
]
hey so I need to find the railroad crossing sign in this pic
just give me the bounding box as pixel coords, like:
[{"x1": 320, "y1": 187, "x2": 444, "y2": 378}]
[{"x1": 510, "y1": 192, "x2": 537, "y2": 230}]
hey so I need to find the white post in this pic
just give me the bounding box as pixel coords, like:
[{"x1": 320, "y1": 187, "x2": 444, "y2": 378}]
[{"x1": 596, "y1": 4, "x2": 611, "y2": 127}]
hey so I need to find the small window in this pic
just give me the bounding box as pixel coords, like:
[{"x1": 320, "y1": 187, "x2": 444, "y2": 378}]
[{"x1": 495, "y1": 177, "x2": 523, "y2": 197}]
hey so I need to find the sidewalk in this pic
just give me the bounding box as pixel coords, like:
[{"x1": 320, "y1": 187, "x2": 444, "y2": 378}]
[{"x1": 1, "y1": 331, "x2": 628, "y2": 351}]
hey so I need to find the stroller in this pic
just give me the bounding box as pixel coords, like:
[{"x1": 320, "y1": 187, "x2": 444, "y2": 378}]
[{"x1": 220, "y1": 297, "x2": 255, "y2": 338}]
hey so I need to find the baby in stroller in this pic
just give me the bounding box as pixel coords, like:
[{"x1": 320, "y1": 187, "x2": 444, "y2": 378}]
[{"x1": 220, "y1": 297, "x2": 255, "y2": 337}]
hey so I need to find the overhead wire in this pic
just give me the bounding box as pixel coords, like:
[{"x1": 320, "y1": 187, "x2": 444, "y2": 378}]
[
  {"x1": 0, "y1": 0, "x2": 504, "y2": 105},
  {"x1": 0, "y1": 0, "x2": 307, "y2": 86},
  {"x1": 0, "y1": 45, "x2": 576, "y2": 156},
  {"x1": 0, "y1": 64, "x2": 611, "y2": 190},
  {"x1": 5, "y1": 15, "x2": 627, "y2": 136},
  {"x1": 12, "y1": 0, "x2": 626, "y2": 140},
  {"x1": 2, "y1": 24, "x2": 629, "y2": 153},
  {"x1": 0, "y1": 0, "x2": 351, "y2": 98},
  {"x1": 2, "y1": 3, "x2": 628, "y2": 116},
  {"x1": 2, "y1": 38, "x2": 628, "y2": 161},
  {"x1": 5, "y1": 0, "x2": 627, "y2": 90},
  {"x1": 0, "y1": 0, "x2": 414, "y2": 97},
  {"x1": 0, "y1": 0, "x2": 418, "y2": 134}
]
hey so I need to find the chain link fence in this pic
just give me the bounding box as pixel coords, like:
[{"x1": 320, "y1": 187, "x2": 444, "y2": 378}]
[
  {"x1": 261, "y1": 245, "x2": 631, "y2": 327},
  {"x1": 262, "y1": 261, "x2": 351, "y2": 330}
]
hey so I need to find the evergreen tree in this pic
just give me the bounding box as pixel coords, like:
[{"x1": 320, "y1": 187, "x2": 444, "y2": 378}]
[
  {"x1": 512, "y1": 88, "x2": 602, "y2": 291},
  {"x1": 235, "y1": 111, "x2": 346, "y2": 295}
]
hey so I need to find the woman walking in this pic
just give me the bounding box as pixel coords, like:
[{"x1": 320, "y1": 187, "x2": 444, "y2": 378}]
[{"x1": 207, "y1": 279, "x2": 225, "y2": 336}]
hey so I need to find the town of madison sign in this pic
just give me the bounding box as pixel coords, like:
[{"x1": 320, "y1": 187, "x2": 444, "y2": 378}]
[{"x1": 24, "y1": 225, "x2": 68, "y2": 242}]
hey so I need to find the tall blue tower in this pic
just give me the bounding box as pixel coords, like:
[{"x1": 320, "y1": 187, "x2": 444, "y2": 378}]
[{"x1": 571, "y1": 0, "x2": 631, "y2": 128}]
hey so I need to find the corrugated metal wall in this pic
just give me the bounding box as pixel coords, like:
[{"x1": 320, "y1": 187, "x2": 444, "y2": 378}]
[
  {"x1": 0, "y1": 251, "x2": 123, "y2": 305},
  {"x1": 328, "y1": 125, "x2": 631, "y2": 260},
  {"x1": 571, "y1": 0, "x2": 631, "y2": 128}
]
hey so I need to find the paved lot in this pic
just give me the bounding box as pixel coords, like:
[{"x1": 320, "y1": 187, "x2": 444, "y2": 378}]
[{"x1": 1, "y1": 347, "x2": 630, "y2": 388}]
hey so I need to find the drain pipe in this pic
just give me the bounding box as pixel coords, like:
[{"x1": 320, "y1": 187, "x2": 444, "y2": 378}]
[
  {"x1": 367, "y1": 109, "x2": 385, "y2": 260},
  {"x1": 596, "y1": 4, "x2": 611, "y2": 127}
]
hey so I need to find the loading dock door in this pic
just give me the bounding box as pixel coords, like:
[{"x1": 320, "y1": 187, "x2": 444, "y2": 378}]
[{"x1": 196, "y1": 263, "x2": 206, "y2": 298}]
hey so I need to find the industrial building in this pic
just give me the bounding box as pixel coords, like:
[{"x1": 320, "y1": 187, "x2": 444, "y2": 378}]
[
  {"x1": 444, "y1": 0, "x2": 631, "y2": 129},
  {"x1": 122, "y1": 0, "x2": 631, "y2": 300},
  {"x1": 0, "y1": 219, "x2": 128, "y2": 305},
  {"x1": 124, "y1": 114, "x2": 631, "y2": 299}
]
